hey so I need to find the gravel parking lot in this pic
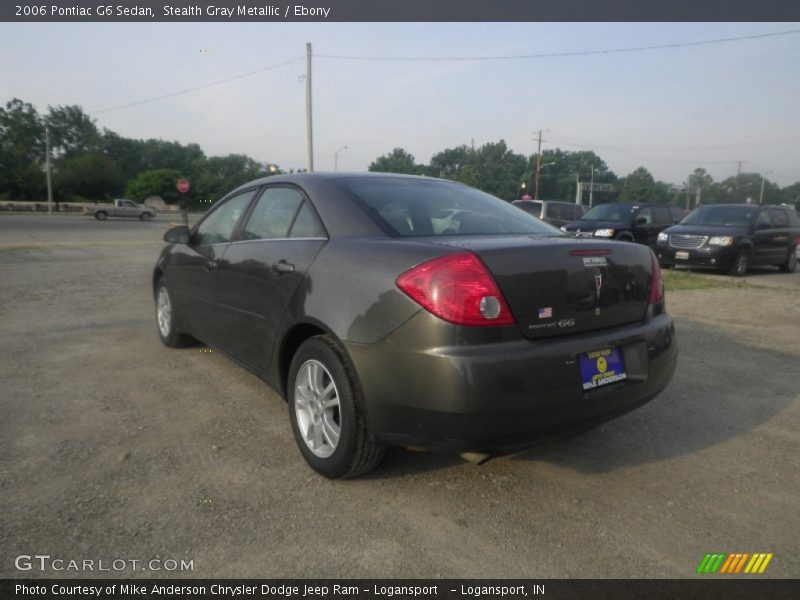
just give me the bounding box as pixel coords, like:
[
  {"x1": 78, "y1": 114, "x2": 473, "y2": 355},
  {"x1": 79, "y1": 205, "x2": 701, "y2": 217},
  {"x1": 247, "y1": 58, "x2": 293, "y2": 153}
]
[{"x1": 1, "y1": 215, "x2": 799, "y2": 578}]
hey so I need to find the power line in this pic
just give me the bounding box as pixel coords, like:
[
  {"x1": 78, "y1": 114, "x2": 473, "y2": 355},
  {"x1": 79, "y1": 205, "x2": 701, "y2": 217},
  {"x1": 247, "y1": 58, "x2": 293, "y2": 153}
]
[
  {"x1": 547, "y1": 130, "x2": 800, "y2": 152},
  {"x1": 314, "y1": 29, "x2": 800, "y2": 62},
  {"x1": 543, "y1": 131, "x2": 753, "y2": 165},
  {"x1": 91, "y1": 57, "x2": 304, "y2": 115}
]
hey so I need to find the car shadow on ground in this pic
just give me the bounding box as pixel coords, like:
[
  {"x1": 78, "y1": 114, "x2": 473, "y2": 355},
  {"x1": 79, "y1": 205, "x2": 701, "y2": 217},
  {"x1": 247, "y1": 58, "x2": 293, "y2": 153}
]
[{"x1": 367, "y1": 319, "x2": 798, "y2": 478}]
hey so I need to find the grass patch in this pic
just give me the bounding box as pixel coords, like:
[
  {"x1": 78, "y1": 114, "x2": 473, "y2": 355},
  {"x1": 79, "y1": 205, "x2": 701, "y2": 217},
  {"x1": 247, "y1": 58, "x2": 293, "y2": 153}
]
[{"x1": 662, "y1": 268, "x2": 745, "y2": 291}]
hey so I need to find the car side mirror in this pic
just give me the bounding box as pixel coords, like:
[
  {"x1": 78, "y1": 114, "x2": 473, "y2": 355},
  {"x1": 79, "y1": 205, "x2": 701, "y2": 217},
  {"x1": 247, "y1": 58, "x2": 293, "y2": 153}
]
[
  {"x1": 635, "y1": 217, "x2": 647, "y2": 225},
  {"x1": 164, "y1": 225, "x2": 190, "y2": 244}
]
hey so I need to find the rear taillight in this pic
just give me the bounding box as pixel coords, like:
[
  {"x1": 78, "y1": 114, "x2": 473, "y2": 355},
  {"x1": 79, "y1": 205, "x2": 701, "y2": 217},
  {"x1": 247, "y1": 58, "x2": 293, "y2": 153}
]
[
  {"x1": 396, "y1": 251, "x2": 515, "y2": 327},
  {"x1": 649, "y1": 252, "x2": 664, "y2": 305}
]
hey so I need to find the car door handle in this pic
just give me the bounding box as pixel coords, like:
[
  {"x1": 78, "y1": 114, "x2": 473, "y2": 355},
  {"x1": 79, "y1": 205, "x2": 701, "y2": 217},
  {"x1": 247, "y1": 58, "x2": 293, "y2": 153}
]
[
  {"x1": 204, "y1": 259, "x2": 218, "y2": 271},
  {"x1": 272, "y1": 260, "x2": 295, "y2": 274}
]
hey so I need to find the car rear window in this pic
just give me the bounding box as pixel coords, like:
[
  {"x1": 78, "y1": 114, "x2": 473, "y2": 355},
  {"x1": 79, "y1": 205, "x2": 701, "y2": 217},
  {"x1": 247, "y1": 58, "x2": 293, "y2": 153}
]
[{"x1": 332, "y1": 178, "x2": 560, "y2": 237}]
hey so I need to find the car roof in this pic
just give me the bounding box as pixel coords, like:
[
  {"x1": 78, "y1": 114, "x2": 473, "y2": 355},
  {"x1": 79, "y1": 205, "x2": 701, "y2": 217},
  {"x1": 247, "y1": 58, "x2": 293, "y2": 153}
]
[{"x1": 237, "y1": 171, "x2": 441, "y2": 189}]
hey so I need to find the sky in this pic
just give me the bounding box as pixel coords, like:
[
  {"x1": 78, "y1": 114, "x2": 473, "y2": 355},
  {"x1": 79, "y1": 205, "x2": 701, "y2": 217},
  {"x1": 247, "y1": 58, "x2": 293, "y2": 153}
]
[{"x1": 1, "y1": 22, "x2": 799, "y2": 186}]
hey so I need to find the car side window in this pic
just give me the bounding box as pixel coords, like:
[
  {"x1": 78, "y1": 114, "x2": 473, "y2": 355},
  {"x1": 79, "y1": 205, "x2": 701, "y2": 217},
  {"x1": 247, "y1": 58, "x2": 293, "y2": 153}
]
[
  {"x1": 654, "y1": 207, "x2": 671, "y2": 224},
  {"x1": 194, "y1": 189, "x2": 256, "y2": 246},
  {"x1": 637, "y1": 208, "x2": 653, "y2": 224},
  {"x1": 755, "y1": 211, "x2": 772, "y2": 230},
  {"x1": 769, "y1": 209, "x2": 789, "y2": 228},
  {"x1": 242, "y1": 187, "x2": 304, "y2": 240},
  {"x1": 289, "y1": 202, "x2": 326, "y2": 238}
]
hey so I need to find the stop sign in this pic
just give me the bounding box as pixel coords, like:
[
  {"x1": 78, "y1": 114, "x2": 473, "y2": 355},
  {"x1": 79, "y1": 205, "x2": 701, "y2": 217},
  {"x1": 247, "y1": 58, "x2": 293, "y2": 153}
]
[{"x1": 176, "y1": 179, "x2": 191, "y2": 194}]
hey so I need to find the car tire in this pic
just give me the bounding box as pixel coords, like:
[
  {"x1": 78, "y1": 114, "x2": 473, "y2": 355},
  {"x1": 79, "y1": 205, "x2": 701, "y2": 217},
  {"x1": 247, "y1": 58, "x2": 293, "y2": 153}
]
[
  {"x1": 614, "y1": 233, "x2": 634, "y2": 242},
  {"x1": 154, "y1": 280, "x2": 194, "y2": 348},
  {"x1": 95, "y1": 211, "x2": 107, "y2": 221},
  {"x1": 140, "y1": 212, "x2": 152, "y2": 222},
  {"x1": 287, "y1": 335, "x2": 384, "y2": 479},
  {"x1": 779, "y1": 247, "x2": 797, "y2": 273},
  {"x1": 728, "y1": 250, "x2": 749, "y2": 277}
]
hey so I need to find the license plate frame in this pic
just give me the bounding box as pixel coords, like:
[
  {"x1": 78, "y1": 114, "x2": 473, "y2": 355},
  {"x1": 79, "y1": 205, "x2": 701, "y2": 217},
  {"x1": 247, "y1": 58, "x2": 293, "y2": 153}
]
[{"x1": 578, "y1": 347, "x2": 627, "y2": 392}]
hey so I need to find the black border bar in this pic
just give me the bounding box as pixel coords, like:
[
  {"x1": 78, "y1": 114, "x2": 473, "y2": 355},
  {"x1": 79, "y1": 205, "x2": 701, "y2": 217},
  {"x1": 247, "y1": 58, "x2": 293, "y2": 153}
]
[
  {"x1": 3, "y1": 0, "x2": 800, "y2": 22},
  {"x1": 3, "y1": 579, "x2": 800, "y2": 600}
]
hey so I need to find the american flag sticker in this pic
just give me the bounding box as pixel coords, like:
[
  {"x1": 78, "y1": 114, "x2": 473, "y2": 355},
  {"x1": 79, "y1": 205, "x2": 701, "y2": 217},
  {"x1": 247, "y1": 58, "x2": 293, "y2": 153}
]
[{"x1": 538, "y1": 307, "x2": 553, "y2": 319}]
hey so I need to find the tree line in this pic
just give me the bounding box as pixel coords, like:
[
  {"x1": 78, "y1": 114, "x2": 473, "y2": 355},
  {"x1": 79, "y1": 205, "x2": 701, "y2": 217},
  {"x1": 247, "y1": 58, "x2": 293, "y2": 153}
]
[
  {"x1": 369, "y1": 144, "x2": 800, "y2": 209},
  {"x1": 2, "y1": 97, "x2": 798, "y2": 210},
  {"x1": 0, "y1": 98, "x2": 284, "y2": 208}
]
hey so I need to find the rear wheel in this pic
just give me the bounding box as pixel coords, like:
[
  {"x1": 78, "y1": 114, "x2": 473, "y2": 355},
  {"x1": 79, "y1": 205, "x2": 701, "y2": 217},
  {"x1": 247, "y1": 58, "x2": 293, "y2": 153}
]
[
  {"x1": 155, "y1": 281, "x2": 194, "y2": 347},
  {"x1": 728, "y1": 250, "x2": 749, "y2": 277},
  {"x1": 140, "y1": 212, "x2": 152, "y2": 222},
  {"x1": 287, "y1": 336, "x2": 384, "y2": 479},
  {"x1": 95, "y1": 211, "x2": 107, "y2": 221},
  {"x1": 779, "y1": 247, "x2": 797, "y2": 273}
]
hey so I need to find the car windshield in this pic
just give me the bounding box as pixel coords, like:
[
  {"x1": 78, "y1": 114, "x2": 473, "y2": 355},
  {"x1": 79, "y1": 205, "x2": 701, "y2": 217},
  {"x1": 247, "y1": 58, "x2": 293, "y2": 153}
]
[
  {"x1": 681, "y1": 206, "x2": 756, "y2": 227},
  {"x1": 581, "y1": 204, "x2": 637, "y2": 222},
  {"x1": 332, "y1": 177, "x2": 561, "y2": 237}
]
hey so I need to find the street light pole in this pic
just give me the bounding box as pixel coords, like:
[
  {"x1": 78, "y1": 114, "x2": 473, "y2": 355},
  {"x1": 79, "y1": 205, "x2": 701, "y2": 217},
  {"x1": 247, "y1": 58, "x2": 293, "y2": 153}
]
[
  {"x1": 334, "y1": 145, "x2": 348, "y2": 172},
  {"x1": 305, "y1": 42, "x2": 314, "y2": 172}
]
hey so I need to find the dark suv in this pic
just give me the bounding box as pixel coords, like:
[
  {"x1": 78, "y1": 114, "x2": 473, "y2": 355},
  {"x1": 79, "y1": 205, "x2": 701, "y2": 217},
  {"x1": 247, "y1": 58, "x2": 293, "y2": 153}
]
[
  {"x1": 512, "y1": 199, "x2": 585, "y2": 228},
  {"x1": 563, "y1": 203, "x2": 683, "y2": 246},
  {"x1": 656, "y1": 204, "x2": 800, "y2": 276}
]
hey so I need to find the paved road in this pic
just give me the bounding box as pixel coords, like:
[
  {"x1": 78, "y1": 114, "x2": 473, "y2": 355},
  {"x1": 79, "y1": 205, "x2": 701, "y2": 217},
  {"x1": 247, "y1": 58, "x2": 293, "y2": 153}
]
[
  {"x1": 0, "y1": 214, "x2": 195, "y2": 246},
  {"x1": 1, "y1": 215, "x2": 798, "y2": 579}
]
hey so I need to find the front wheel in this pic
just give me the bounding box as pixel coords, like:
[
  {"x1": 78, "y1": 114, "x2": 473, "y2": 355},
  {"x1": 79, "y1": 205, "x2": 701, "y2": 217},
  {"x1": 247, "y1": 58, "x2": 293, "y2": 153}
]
[
  {"x1": 95, "y1": 211, "x2": 107, "y2": 221},
  {"x1": 154, "y1": 281, "x2": 193, "y2": 347},
  {"x1": 779, "y1": 247, "x2": 797, "y2": 273},
  {"x1": 728, "y1": 250, "x2": 749, "y2": 277},
  {"x1": 288, "y1": 336, "x2": 384, "y2": 479}
]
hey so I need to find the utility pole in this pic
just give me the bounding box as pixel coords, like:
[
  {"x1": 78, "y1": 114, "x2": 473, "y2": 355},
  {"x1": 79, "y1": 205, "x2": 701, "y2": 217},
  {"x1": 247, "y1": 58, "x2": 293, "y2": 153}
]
[
  {"x1": 735, "y1": 160, "x2": 744, "y2": 202},
  {"x1": 589, "y1": 164, "x2": 595, "y2": 207},
  {"x1": 305, "y1": 42, "x2": 314, "y2": 172},
  {"x1": 534, "y1": 129, "x2": 542, "y2": 200},
  {"x1": 575, "y1": 174, "x2": 581, "y2": 205},
  {"x1": 45, "y1": 125, "x2": 53, "y2": 215}
]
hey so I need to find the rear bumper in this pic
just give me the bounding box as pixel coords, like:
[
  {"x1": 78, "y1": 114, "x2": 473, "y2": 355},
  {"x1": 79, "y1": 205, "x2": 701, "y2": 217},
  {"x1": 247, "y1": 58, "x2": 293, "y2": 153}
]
[
  {"x1": 345, "y1": 312, "x2": 677, "y2": 453},
  {"x1": 656, "y1": 243, "x2": 737, "y2": 268}
]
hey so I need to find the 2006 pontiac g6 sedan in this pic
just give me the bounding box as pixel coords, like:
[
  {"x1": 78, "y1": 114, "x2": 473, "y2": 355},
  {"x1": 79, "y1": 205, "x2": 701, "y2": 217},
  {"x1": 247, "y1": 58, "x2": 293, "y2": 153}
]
[{"x1": 153, "y1": 173, "x2": 677, "y2": 478}]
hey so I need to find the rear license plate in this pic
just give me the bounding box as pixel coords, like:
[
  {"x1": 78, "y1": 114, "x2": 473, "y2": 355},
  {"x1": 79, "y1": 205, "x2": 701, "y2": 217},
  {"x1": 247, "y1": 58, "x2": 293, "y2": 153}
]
[
  {"x1": 675, "y1": 251, "x2": 689, "y2": 260},
  {"x1": 578, "y1": 347, "x2": 627, "y2": 391}
]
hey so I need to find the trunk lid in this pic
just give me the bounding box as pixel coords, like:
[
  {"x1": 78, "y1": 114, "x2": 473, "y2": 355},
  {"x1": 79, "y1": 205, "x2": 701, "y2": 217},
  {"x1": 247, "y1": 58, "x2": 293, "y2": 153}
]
[{"x1": 430, "y1": 235, "x2": 653, "y2": 339}]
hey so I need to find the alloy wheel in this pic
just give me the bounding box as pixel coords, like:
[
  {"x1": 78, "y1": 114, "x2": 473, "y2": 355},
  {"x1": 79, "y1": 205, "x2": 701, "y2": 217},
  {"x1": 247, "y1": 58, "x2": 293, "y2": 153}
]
[
  {"x1": 156, "y1": 287, "x2": 172, "y2": 338},
  {"x1": 294, "y1": 359, "x2": 341, "y2": 459}
]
